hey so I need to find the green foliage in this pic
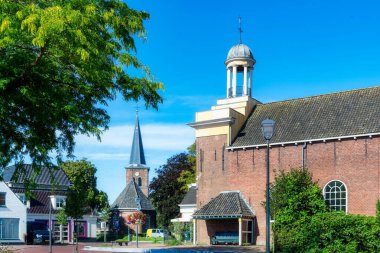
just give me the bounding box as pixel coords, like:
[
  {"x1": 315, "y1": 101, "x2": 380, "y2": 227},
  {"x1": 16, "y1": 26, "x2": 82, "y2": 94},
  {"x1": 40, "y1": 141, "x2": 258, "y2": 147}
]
[
  {"x1": 169, "y1": 222, "x2": 192, "y2": 241},
  {"x1": 177, "y1": 142, "x2": 196, "y2": 191},
  {"x1": 96, "y1": 231, "x2": 122, "y2": 242},
  {"x1": 165, "y1": 238, "x2": 182, "y2": 246},
  {"x1": 376, "y1": 199, "x2": 380, "y2": 224},
  {"x1": 61, "y1": 159, "x2": 109, "y2": 219},
  {"x1": 56, "y1": 207, "x2": 68, "y2": 225},
  {"x1": 99, "y1": 206, "x2": 112, "y2": 223},
  {"x1": 276, "y1": 212, "x2": 380, "y2": 253},
  {"x1": 268, "y1": 168, "x2": 326, "y2": 225},
  {"x1": 149, "y1": 152, "x2": 195, "y2": 228},
  {"x1": 0, "y1": 0, "x2": 163, "y2": 172},
  {"x1": 272, "y1": 168, "x2": 380, "y2": 253}
]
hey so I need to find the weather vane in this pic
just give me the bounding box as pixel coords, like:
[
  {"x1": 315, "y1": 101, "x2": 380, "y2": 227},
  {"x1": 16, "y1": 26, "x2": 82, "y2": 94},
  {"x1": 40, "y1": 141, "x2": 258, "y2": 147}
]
[{"x1": 238, "y1": 16, "x2": 243, "y2": 44}]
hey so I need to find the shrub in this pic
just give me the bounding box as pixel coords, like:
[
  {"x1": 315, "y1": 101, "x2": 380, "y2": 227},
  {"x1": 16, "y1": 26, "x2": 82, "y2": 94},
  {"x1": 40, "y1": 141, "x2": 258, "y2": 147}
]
[{"x1": 272, "y1": 168, "x2": 380, "y2": 253}]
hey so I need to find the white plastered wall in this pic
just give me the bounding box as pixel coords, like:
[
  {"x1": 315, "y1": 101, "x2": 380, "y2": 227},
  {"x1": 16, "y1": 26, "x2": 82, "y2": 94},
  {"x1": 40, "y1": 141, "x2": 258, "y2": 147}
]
[{"x1": 0, "y1": 182, "x2": 27, "y2": 242}]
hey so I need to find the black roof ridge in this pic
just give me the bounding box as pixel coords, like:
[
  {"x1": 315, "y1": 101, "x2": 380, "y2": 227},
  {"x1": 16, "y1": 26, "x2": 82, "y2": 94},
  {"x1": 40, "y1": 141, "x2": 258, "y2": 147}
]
[{"x1": 260, "y1": 85, "x2": 380, "y2": 106}]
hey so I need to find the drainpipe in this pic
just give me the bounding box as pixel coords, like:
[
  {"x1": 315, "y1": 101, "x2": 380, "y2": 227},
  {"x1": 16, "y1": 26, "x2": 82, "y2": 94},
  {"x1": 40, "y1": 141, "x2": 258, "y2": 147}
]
[{"x1": 302, "y1": 143, "x2": 307, "y2": 171}]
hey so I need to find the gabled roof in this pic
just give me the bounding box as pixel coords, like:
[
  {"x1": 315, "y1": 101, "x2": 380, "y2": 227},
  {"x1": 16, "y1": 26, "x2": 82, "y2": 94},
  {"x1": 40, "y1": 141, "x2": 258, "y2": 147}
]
[
  {"x1": 180, "y1": 186, "x2": 196, "y2": 205},
  {"x1": 112, "y1": 179, "x2": 154, "y2": 211},
  {"x1": 3, "y1": 164, "x2": 71, "y2": 187},
  {"x1": 12, "y1": 188, "x2": 65, "y2": 214},
  {"x1": 232, "y1": 86, "x2": 380, "y2": 148},
  {"x1": 193, "y1": 191, "x2": 254, "y2": 219},
  {"x1": 128, "y1": 112, "x2": 147, "y2": 167}
]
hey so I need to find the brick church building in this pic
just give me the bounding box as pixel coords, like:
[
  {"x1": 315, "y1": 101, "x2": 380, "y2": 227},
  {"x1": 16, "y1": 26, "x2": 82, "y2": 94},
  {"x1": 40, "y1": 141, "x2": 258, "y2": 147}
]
[
  {"x1": 112, "y1": 112, "x2": 156, "y2": 233},
  {"x1": 189, "y1": 42, "x2": 380, "y2": 246}
]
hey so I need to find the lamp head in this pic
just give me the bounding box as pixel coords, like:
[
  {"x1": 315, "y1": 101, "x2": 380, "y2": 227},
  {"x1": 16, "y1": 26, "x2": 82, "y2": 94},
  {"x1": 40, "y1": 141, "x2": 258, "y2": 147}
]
[{"x1": 261, "y1": 118, "x2": 275, "y2": 141}]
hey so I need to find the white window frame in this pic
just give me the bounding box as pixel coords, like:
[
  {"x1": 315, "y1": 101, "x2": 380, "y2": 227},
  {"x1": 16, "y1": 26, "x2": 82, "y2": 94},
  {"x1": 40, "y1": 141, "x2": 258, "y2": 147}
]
[
  {"x1": 323, "y1": 180, "x2": 348, "y2": 213},
  {"x1": 55, "y1": 196, "x2": 66, "y2": 209}
]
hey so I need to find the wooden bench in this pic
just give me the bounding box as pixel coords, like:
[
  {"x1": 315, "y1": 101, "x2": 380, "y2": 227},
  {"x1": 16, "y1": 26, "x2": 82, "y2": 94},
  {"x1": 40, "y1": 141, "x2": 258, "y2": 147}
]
[
  {"x1": 111, "y1": 240, "x2": 128, "y2": 246},
  {"x1": 211, "y1": 231, "x2": 239, "y2": 245}
]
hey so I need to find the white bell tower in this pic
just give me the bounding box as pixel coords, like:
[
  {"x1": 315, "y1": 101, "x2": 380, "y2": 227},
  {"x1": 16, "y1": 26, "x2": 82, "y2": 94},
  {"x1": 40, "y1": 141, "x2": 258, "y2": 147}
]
[{"x1": 225, "y1": 43, "x2": 256, "y2": 98}]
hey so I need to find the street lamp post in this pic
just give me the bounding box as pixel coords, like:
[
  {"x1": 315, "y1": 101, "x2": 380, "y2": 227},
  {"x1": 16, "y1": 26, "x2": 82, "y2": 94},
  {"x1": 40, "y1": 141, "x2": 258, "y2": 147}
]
[
  {"x1": 48, "y1": 196, "x2": 54, "y2": 253},
  {"x1": 135, "y1": 197, "x2": 141, "y2": 248},
  {"x1": 261, "y1": 119, "x2": 275, "y2": 253}
]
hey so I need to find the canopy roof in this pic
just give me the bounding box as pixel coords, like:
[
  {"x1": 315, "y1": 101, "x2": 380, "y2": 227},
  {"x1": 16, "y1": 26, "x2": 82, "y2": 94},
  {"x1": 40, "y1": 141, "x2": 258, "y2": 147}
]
[{"x1": 193, "y1": 191, "x2": 254, "y2": 220}]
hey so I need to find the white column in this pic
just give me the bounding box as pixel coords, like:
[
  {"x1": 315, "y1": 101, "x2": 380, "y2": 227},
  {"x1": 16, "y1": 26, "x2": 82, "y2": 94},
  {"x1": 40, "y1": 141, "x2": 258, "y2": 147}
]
[
  {"x1": 232, "y1": 66, "x2": 237, "y2": 97},
  {"x1": 226, "y1": 68, "x2": 231, "y2": 98},
  {"x1": 238, "y1": 218, "x2": 242, "y2": 246},
  {"x1": 248, "y1": 69, "x2": 253, "y2": 97},
  {"x1": 243, "y1": 66, "x2": 247, "y2": 96},
  {"x1": 193, "y1": 219, "x2": 196, "y2": 245}
]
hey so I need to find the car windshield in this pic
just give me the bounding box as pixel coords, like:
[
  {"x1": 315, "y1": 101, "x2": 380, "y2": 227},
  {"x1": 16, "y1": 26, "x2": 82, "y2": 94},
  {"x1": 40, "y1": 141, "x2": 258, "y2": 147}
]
[{"x1": 34, "y1": 230, "x2": 49, "y2": 235}]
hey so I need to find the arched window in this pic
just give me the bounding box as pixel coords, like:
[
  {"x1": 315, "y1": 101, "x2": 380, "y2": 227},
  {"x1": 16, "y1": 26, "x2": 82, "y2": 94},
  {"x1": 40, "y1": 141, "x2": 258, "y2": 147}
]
[
  {"x1": 138, "y1": 177, "x2": 142, "y2": 187},
  {"x1": 324, "y1": 180, "x2": 347, "y2": 212}
]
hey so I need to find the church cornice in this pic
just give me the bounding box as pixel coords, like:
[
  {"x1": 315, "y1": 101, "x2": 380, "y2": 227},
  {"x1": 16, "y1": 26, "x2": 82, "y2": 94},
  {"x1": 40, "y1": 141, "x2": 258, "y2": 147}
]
[
  {"x1": 228, "y1": 132, "x2": 380, "y2": 151},
  {"x1": 188, "y1": 117, "x2": 235, "y2": 129}
]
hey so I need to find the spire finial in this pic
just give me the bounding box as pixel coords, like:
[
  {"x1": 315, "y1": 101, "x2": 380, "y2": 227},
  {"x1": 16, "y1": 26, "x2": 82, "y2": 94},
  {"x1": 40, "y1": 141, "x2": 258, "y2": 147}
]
[{"x1": 238, "y1": 16, "x2": 243, "y2": 44}]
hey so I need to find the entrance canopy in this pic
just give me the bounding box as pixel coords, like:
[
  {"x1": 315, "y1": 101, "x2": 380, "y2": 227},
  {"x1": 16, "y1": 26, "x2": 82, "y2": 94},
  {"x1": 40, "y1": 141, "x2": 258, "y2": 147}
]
[{"x1": 193, "y1": 191, "x2": 255, "y2": 220}]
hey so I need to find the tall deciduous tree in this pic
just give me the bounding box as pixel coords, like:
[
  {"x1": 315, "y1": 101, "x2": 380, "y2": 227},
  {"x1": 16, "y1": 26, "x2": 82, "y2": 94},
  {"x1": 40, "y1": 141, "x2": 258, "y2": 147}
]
[
  {"x1": 0, "y1": 0, "x2": 163, "y2": 172},
  {"x1": 177, "y1": 142, "x2": 196, "y2": 191},
  {"x1": 61, "y1": 159, "x2": 109, "y2": 216},
  {"x1": 149, "y1": 152, "x2": 195, "y2": 228}
]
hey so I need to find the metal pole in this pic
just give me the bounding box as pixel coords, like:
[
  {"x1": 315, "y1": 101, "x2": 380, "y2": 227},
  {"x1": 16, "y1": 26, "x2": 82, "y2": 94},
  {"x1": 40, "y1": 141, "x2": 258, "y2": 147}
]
[
  {"x1": 103, "y1": 223, "x2": 106, "y2": 243},
  {"x1": 76, "y1": 222, "x2": 79, "y2": 253},
  {"x1": 49, "y1": 201, "x2": 52, "y2": 253},
  {"x1": 136, "y1": 222, "x2": 139, "y2": 248},
  {"x1": 266, "y1": 140, "x2": 270, "y2": 253}
]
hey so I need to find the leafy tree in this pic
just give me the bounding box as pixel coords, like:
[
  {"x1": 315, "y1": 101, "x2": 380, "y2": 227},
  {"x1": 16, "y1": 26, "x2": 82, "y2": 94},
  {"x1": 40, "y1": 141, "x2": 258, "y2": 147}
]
[
  {"x1": 0, "y1": 0, "x2": 163, "y2": 172},
  {"x1": 376, "y1": 199, "x2": 380, "y2": 224},
  {"x1": 177, "y1": 142, "x2": 196, "y2": 191},
  {"x1": 55, "y1": 207, "x2": 68, "y2": 244},
  {"x1": 271, "y1": 168, "x2": 380, "y2": 252},
  {"x1": 56, "y1": 207, "x2": 68, "y2": 226},
  {"x1": 268, "y1": 168, "x2": 326, "y2": 225},
  {"x1": 61, "y1": 159, "x2": 109, "y2": 216},
  {"x1": 99, "y1": 206, "x2": 112, "y2": 223},
  {"x1": 149, "y1": 152, "x2": 195, "y2": 228}
]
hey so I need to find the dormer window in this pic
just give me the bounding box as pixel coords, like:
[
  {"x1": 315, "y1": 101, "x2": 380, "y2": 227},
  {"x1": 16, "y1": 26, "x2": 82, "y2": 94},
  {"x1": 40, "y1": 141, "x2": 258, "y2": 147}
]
[
  {"x1": 56, "y1": 197, "x2": 66, "y2": 208},
  {"x1": 50, "y1": 195, "x2": 66, "y2": 210}
]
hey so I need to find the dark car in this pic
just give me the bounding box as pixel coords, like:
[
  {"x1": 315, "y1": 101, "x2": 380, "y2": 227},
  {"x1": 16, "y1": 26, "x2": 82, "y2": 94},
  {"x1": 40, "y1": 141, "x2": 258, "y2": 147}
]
[{"x1": 33, "y1": 230, "x2": 54, "y2": 244}]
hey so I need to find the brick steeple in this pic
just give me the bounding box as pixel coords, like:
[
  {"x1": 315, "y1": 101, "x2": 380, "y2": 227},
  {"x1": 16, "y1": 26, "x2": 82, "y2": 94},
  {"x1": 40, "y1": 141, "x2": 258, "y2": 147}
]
[{"x1": 126, "y1": 110, "x2": 149, "y2": 196}]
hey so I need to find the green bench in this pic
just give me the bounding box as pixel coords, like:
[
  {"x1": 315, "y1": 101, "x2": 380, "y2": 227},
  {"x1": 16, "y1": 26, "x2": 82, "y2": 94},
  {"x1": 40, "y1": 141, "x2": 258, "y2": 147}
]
[{"x1": 211, "y1": 231, "x2": 239, "y2": 245}]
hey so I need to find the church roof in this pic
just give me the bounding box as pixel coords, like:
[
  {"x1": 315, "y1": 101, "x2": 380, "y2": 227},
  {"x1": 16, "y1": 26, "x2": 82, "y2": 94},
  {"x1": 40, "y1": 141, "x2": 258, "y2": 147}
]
[
  {"x1": 231, "y1": 86, "x2": 380, "y2": 148},
  {"x1": 192, "y1": 191, "x2": 254, "y2": 219},
  {"x1": 128, "y1": 112, "x2": 147, "y2": 168},
  {"x1": 111, "y1": 179, "x2": 154, "y2": 211}
]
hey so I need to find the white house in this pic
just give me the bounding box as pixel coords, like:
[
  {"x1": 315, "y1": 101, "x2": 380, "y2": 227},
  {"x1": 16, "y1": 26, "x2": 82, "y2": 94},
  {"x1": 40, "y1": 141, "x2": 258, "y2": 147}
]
[
  {"x1": 171, "y1": 184, "x2": 197, "y2": 223},
  {"x1": 1, "y1": 164, "x2": 98, "y2": 243},
  {"x1": 0, "y1": 181, "x2": 27, "y2": 243}
]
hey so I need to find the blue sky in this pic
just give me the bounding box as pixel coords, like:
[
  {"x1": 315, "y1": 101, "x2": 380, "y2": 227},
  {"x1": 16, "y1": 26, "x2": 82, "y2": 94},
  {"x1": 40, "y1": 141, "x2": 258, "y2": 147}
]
[{"x1": 74, "y1": 0, "x2": 380, "y2": 203}]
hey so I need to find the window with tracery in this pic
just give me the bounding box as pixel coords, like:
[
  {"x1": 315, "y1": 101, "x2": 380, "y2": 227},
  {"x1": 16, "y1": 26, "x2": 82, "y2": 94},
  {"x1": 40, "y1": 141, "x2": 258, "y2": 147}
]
[{"x1": 324, "y1": 180, "x2": 347, "y2": 212}]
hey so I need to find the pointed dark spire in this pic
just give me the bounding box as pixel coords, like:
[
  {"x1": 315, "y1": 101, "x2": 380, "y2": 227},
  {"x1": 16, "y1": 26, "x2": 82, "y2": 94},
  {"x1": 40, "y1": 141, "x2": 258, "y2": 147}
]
[{"x1": 129, "y1": 110, "x2": 146, "y2": 165}]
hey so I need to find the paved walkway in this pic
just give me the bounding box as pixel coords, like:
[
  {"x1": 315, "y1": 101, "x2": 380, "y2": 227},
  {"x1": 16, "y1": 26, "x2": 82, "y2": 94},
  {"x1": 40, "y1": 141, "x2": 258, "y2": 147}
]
[{"x1": 5, "y1": 242, "x2": 265, "y2": 253}]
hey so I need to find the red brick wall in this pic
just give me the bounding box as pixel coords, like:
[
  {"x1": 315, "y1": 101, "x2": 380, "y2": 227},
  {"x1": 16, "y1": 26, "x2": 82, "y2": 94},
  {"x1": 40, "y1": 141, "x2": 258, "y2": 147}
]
[
  {"x1": 125, "y1": 168, "x2": 150, "y2": 196},
  {"x1": 196, "y1": 135, "x2": 380, "y2": 245}
]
